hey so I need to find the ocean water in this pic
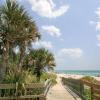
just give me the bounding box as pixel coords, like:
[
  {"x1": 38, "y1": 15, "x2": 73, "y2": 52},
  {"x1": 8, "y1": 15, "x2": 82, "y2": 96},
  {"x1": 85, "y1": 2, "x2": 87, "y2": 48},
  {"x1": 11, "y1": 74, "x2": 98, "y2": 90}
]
[{"x1": 56, "y1": 70, "x2": 100, "y2": 76}]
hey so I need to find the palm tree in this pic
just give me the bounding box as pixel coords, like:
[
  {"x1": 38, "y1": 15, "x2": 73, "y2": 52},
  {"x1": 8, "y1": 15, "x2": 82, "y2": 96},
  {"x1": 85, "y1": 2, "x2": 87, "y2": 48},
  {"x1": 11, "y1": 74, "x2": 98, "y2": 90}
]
[
  {"x1": 0, "y1": 0, "x2": 40, "y2": 80},
  {"x1": 24, "y1": 48, "x2": 56, "y2": 81},
  {"x1": 45, "y1": 52, "x2": 56, "y2": 71}
]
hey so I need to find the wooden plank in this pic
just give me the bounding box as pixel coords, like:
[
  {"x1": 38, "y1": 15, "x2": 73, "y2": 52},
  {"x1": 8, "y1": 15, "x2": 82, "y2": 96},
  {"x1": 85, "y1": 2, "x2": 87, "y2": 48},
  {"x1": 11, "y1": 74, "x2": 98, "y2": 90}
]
[
  {"x1": 25, "y1": 83, "x2": 44, "y2": 89},
  {"x1": 0, "y1": 97, "x2": 16, "y2": 100},
  {"x1": 0, "y1": 94, "x2": 45, "y2": 99},
  {"x1": 92, "y1": 84, "x2": 100, "y2": 89},
  {"x1": 0, "y1": 83, "x2": 44, "y2": 89},
  {"x1": 93, "y1": 94, "x2": 100, "y2": 100},
  {"x1": 44, "y1": 81, "x2": 52, "y2": 96},
  {"x1": 18, "y1": 94, "x2": 44, "y2": 99},
  {"x1": 81, "y1": 80, "x2": 92, "y2": 87},
  {"x1": 0, "y1": 84, "x2": 16, "y2": 89},
  {"x1": 93, "y1": 88, "x2": 100, "y2": 94},
  {"x1": 82, "y1": 80, "x2": 100, "y2": 88}
]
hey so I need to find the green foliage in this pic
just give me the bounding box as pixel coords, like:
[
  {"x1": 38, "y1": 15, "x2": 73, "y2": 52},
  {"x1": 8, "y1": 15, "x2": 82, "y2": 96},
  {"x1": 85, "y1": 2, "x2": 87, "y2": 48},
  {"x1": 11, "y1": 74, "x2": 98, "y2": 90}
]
[
  {"x1": 0, "y1": 0, "x2": 40, "y2": 79},
  {"x1": 0, "y1": 0, "x2": 56, "y2": 98},
  {"x1": 81, "y1": 76, "x2": 96, "y2": 83},
  {"x1": 41, "y1": 72, "x2": 57, "y2": 85},
  {"x1": 3, "y1": 64, "x2": 37, "y2": 84},
  {"x1": 84, "y1": 88, "x2": 91, "y2": 100},
  {"x1": 40, "y1": 73, "x2": 49, "y2": 81},
  {"x1": 24, "y1": 48, "x2": 56, "y2": 81},
  {"x1": 0, "y1": 0, "x2": 40, "y2": 42}
]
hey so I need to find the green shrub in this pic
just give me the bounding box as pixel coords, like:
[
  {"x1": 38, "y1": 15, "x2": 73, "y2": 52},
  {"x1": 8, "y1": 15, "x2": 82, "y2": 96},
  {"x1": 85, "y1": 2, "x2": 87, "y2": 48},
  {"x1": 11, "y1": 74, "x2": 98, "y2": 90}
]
[
  {"x1": 84, "y1": 88, "x2": 91, "y2": 100},
  {"x1": 3, "y1": 66, "x2": 37, "y2": 84},
  {"x1": 41, "y1": 72, "x2": 57, "y2": 85},
  {"x1": 81, "y1": 76, "x2": 96, "y2": 83}
]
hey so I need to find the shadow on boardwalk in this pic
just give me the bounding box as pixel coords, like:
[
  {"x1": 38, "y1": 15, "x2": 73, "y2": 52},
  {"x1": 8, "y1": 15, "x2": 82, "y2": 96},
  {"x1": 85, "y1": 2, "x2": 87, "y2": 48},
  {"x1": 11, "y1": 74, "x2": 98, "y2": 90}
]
[{"x1": 47, "y1": 75, "x2": 75, "y2": 100}]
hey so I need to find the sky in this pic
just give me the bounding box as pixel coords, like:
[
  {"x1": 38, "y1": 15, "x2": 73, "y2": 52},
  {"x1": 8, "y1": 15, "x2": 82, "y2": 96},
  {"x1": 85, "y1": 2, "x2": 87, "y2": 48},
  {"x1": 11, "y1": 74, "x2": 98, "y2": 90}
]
[{"x1": 1, "y1": 0, "x2": 100, "y2": 70}]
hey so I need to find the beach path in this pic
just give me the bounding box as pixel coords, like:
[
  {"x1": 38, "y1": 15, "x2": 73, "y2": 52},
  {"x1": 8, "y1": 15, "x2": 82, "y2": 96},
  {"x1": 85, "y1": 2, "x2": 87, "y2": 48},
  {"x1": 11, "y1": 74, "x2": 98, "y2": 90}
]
[{"x1": 47, "y1": 75, "x2": 75, "y2": 100}]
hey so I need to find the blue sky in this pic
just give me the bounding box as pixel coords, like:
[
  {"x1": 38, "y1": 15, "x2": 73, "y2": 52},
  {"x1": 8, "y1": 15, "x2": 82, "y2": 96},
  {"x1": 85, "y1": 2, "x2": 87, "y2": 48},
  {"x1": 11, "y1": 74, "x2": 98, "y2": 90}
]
[{"x1": 1, "y1": 0, "x2": 100, "y2": 70}]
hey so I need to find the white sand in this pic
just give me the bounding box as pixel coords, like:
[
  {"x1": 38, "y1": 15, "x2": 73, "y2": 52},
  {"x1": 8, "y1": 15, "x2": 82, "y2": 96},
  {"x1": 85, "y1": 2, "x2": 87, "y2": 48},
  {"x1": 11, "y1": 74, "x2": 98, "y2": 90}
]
[
  {"x1": 58, "y1": 74, "x2": 83, "y2": 79},
  {"x1": 58, "y1": 73, "x2": 100, "y2": 81}
]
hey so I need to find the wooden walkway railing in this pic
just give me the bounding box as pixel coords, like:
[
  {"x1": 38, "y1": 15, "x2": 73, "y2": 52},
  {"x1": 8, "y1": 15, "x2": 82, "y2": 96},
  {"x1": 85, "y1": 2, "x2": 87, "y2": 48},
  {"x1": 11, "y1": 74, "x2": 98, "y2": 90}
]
[
  {"x1": 82, "y1": 80, "x2": 100, "y2": 100},
  {"x1": 44, "y1": 79, "x2": 52, "y2": 96},
  {"x1": 0, "y1": 79, "x2": 52, "y2": 100},
  {"x1": 62, "y1": 77, "x2": 100, "y2": 100}
]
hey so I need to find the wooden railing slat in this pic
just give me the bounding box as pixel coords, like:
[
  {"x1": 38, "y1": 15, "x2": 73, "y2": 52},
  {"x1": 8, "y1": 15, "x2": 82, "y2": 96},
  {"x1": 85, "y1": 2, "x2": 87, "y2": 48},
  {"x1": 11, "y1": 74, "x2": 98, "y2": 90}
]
[
  {"x1": 93, "y1": 88, "x2": 100, "y2": 94},
  {"x1": 81, "y1": 80, "x2": 92, "y2": 87},
  {"x1": 25, "y1": 83, "x2": 44, "y2": 88},
  {"x1": 92, "y1": 84, "x2": 100, "y2": 88},
  {"x1": 0, "y1": 94, "x2": 44, "y2": 99},
  {"x1": 0, "y1": 84, "x2": 16, "y2": 89},
  {"x1": 93, "y1": 94, "x2": 100, "y2": 100}
]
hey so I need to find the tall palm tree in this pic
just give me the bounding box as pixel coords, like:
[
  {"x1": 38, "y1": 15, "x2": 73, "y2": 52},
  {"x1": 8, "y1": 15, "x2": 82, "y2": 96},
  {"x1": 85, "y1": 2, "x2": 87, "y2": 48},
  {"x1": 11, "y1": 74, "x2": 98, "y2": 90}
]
[
  {"x1": 0, "y1": 0, "x2": 40, "y2": 80},
  {"x1": 24, "y1": 48, "x2": 56, "y2": 81}
]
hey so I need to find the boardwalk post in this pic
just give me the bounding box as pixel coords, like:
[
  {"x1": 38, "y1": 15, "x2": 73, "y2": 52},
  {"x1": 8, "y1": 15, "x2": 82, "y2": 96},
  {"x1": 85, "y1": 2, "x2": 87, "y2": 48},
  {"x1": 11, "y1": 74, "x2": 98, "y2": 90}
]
[
  {"x1": 44, "y1": 96, "x2": 46, "y2": 100},
  {"x1": 90, "y1": 84, "x2": 93, "y2": 100}
]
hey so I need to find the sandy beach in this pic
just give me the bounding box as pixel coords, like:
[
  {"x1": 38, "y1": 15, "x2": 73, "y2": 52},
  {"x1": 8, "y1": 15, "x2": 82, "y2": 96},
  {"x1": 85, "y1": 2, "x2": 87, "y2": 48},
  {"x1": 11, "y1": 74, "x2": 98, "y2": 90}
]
[{"x1": 57, "y1": 73, "x2": 100, "y2": 81}]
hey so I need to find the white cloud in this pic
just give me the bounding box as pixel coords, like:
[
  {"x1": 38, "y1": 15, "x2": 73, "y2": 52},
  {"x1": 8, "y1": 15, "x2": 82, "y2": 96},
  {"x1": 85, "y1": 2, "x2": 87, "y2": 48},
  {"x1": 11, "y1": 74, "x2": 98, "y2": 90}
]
[
  {"x1": 96, "y1": 34, "x2": 100, "y2": 47},
  {"x1": 92, "y1": 8, "x2": 100, "y2": 47},
  {"x1": 32, "y1": 41, "x2": 53, "y2": 49},
  {"x1": 96, "y1": 34, "x2": 100, "y2": 40},
  {"x1": 96, "y1": 22, "x2": 100, "y2": 31},
  {"x1": 97, "y1": 43, "x2": 100, "y2": 47},
  {"x1": 95, "y1": 7, "x2": 100, "y2": 18},
  {"x1": 90, "y1": 8, "x2": 100, "y2": 31},
  {"x1": 89, "y1": 21, "x2": 95, "y2": 25},
  {"x1": 28, "y1": 0, "x2": 70, "y2": 18},
  {"x1": 54, "y1": 48, "x2": 84, "y2": 69},
  {"x1": 58, "y1": 48, "x2": 83, "y2": 58},
  {"x1": 42, "y1": 25, "x2": 61, "y2": 37}
]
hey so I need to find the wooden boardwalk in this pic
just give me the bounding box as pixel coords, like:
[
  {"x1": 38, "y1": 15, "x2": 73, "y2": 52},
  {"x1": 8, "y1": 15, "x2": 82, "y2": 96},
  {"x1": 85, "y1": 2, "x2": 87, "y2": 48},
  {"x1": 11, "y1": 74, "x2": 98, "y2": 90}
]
[{"x1": 47, "y1": 76, "x2": 75, "y2": 100}]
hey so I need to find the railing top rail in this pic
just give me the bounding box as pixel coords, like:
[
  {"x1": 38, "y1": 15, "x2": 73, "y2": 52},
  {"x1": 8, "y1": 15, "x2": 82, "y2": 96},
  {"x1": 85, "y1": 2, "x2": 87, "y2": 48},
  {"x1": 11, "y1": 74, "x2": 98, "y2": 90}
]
[
  {"x1": 0, "y1": 84, "x2": 16, "y2": 89},
  {"x1": 0, "y1": 82, "x2": 45, "y2": 89},
  {"x1": 44, "y1": 79, "x2": 51, "y2": 86},
  {"x1": 0, "y1": 94, "x2": 44, "y2": 99},
  {"x1": 25, "y1": 83, "x2": 44, "y2": 88},
  {"x1": 44, "y1": 80, "x2": 52, "y2": 96},
  {"x1": 81, "y1": 80, "x2": 100, "y2": 88},
  {"x1": 62, "y1": 77, "x2": 100, "y2": 87}
]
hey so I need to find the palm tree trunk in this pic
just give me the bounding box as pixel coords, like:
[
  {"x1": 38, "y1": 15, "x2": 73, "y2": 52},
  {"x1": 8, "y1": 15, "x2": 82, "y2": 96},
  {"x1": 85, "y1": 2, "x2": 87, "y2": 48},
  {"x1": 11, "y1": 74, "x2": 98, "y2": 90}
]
[
  {"x1": 35, "y1": 64, "x2": 41, "y2": 82},
  {"x1": 18, "y1": 43, "x2": 26, "y2": 70},
  {"x1": 0, "y1": 41, "x2": 9, "y2": 82}
]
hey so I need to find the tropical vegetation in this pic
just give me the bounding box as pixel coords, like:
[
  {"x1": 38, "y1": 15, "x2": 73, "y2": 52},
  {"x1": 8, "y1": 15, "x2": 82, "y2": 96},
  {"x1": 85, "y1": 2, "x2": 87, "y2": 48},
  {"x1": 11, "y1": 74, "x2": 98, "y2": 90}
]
[{"x1": 0, "y1": 0, "x2": 56, "y2": 86}]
